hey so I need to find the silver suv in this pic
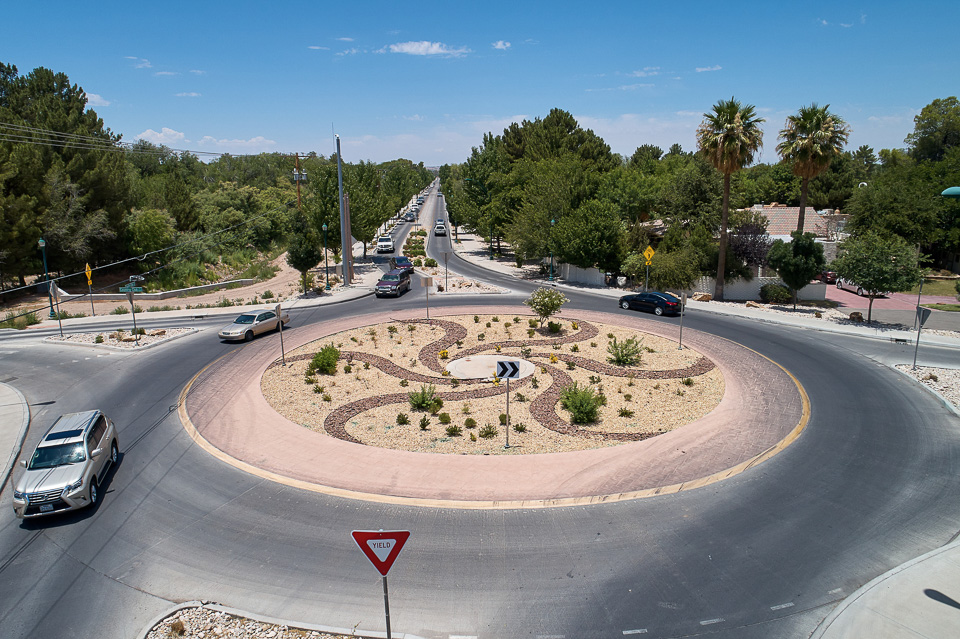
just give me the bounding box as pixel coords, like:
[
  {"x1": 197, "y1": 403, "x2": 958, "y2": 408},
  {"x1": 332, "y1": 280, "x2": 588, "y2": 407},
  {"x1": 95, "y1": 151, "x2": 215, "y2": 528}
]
[{"x1": 12, "y1": 410, "x2": 119, "y2": 519}]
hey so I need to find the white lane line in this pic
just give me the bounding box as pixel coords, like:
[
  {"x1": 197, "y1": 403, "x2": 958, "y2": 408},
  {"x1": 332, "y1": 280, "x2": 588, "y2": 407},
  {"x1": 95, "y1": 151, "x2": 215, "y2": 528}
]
[
  {"x1": 828, "y1": 588, "x2": 844, "y2": 595},
  {"x1": 622, "y1": 629, "x2": 648, "y2": 635},
  {"x1": 700, "y1": 618, "x2": 725, "y2": 625},
  {"x1": 771, "y1": 602, "x2": 795, "y2": 611},
  {"x1": 450, "y1": 635, "x2": 478, "y2": 639}
]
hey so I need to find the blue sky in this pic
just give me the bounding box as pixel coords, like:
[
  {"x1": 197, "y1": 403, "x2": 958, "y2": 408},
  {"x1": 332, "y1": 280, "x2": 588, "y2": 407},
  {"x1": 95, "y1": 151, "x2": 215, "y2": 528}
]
[{"x1": 3, "y1": 1, "x2": 957, "y2": 166}]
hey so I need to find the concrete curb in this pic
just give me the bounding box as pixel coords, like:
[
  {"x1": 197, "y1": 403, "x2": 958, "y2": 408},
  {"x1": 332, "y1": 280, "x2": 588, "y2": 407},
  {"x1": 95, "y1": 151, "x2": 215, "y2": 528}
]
[
  {"x1": 41, "y1": 328, "x2": 200, "y2": 352},
  {"x1": 0, "y1": 383, "x2": 30, "y2": 491},
  {"x1": 889, "y1": 364, "x2": 960, "y2": 419},
  {"x1": 810, "y1": 537, "x2": 960, "y2": 639},
  {"x1": 136, "y1": 600, "x2": 429, "y2": 639}
]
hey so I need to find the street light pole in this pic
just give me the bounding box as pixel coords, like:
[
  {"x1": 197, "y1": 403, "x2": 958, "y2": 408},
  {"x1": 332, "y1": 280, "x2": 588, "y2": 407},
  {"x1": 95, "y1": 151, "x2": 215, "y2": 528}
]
[
  {"x1": 38, "y1": 238, "x2": 56, "y2": 319},
  {"x1": 549, "y1": 218, "x2": 555, "y2": 282},
  {"x1": 322, "y1": 223, "x2": 330, "y2": 290}
]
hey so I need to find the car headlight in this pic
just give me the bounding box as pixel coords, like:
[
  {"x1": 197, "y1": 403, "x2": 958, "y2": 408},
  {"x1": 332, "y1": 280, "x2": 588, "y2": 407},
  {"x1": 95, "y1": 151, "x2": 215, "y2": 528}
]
[
  {"x1": 65, "y1": 478, "x2": 83, "y2": 492},
  {"x1": 13, "y1": 490, "x2": 25, "y2": 500}
]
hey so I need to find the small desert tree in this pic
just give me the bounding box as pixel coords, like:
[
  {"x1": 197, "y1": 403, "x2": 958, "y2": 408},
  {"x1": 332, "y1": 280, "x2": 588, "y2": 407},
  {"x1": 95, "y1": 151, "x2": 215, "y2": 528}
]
[
  {"x1": 832, "y1": 232, "x2": 923, "y2": 322},
  {"x1": 524, "y1": 287, "x2": 569, "y2": 327},
  {"x1": 767, "y1": 231, "x2": 826, "y2": 310}
]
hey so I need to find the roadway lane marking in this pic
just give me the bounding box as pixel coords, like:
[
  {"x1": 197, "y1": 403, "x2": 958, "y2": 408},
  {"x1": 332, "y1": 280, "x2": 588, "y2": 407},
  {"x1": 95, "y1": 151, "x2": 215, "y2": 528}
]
[
  {"x1": 450, "y1": 635, "x2": 478, "y2": 639},
  {"x1": 700, "y1": 618, "x2": 724, "y2": 625},
  {"x1": 828, "y1": 588, "x2": 844, "y2": 595},
  {"x1": 770, "y1": 602, "x2": 795, "y2": 610},
  {"x1": 622, "y1": 629, "x2": 648, "y2": 635}
]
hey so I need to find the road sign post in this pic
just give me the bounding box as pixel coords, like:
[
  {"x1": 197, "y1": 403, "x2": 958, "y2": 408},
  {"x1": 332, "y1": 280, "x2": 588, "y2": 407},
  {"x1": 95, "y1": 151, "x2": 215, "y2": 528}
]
[
  {"x1": 643, "y1": 246, "x2": 655, "y2": 292},
  {"x1": 352, "y1": 530, "x2": 411, "y2": 639},
  {"x1": 679, "y1": 292, "x2": 687, "y2": 350},
  {"x1": 85, "y1": 263, "x2": 95, "y2": 316},
  {"x1": 421, "y1": 276, "x2": 433, "y2": 320},
  {"x1": 496, "y1": 360, "x2": 521, "y2": 448},
  {"x1": 276, "y1": 303, "x2": 286, "y2": 366}
]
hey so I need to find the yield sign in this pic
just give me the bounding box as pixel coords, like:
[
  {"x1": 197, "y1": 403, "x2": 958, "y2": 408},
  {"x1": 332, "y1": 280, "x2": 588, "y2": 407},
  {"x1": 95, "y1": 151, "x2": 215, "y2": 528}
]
[
  {"x1": 351, "y1": 530, "x2": 410, "y2": 576},
  {"x1": 496, "y1": 360, "x2": 520, "y2": 379}
]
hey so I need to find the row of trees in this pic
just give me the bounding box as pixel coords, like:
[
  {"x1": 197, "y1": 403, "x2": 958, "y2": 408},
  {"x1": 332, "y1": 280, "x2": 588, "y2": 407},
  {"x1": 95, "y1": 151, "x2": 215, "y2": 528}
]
[
  {"x1": 440, "y1": 100, "x2": 960, "y2": 301},
  {"x1": 0, "y1": 62, "x2": 432, "y2": 292}
]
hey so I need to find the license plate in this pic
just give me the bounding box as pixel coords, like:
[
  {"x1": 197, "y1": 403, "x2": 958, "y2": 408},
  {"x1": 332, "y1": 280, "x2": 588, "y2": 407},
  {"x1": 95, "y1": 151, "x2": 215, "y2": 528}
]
[{"x1": 39, "y1": 504, "x2": 54, "y2": 513}]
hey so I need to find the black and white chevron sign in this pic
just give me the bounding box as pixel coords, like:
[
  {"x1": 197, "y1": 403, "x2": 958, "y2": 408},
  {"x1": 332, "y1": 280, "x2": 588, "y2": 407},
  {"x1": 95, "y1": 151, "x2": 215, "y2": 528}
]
[{"x1": 496, "y1": 360, "x2": 521, "y2": 379}]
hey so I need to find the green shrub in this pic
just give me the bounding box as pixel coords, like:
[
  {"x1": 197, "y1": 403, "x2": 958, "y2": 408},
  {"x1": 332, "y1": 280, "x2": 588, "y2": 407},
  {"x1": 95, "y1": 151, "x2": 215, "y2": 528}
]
[
  {"x1": 313, "y1": 384, "x2": 324, "y2": 394},
  {"x1": 308, "y1": 344, "x2": 340, "y2": 375},
  {"x1": 419, "y1": 415, "x2": 430, "y2": 430},
  {"x1": 470, "y1": 432, "x2": 477, "y2": 442},
  {"x1": 619, "y1": 408, "x2": 635, "y2": 417},
  {"x1": 531, "y1": 377, "x2": 539, "y2": 389},
  {"x1": 94, "y1": 334, "x2": 104, "y2": 343},
  {"x1": 399, "y1": 379, "x2": 409, "y2": 387},
  {"x1": 560, "y1": 382, "x2": 603, "y2": 424},
  {"x1": 528, "y1": 318, "x2": 538, "y2": 328},
  {"x1": 682, "y1": 377, "x2": 694, "y2": 386},
  {"x1": 343, "y1": 364, "x2": 352, "y2": 374},
  {"x1": 397, "y1": 413, "x2": 410, "y2": 425},
  {"x1": 464, "y1": 417, "x2": 477, "y2": 428},
  {"x1": 445, "y1": 424, "x2": 462, "y2": 437},
  {"x1": 760, "y1": 283, "x2": 792, "y2": 304},
  {"x1": 111, "y1": 306, "x2": 129, "y2": 315},
  {"x1": 322, "y1": 393, "x2": 332, "y2": 402},
  {"x1": 566, "y1": 361, "x2": 576, "y2": 370},
  {"x1": 514, "y1": 392, "x2": 527, "y2": 402},
  {"x1": 547, "y1": 321, "x2": 561, "y2": 334},
  {"x1": 499, "y1": 413, "x2": 508, "y2": 425},
  {"x1": 424, "y1": 258, "x2": 438, "y2": 267},
  {"x1": 527, "y1": 329, "x2": 535, "y2": 337},
  {"x1": 474, "y1": 315, "x2": 480, "y2": 323},
  {"x1": 261, "y1": 289, "x2": 274, "y2": 299},
  {"x1": 492, "y1": 316, "x2": 499, "y2": 322},
  {"x1": 513, "y1": 423, "x2": 527, "y2": 433},
  {"x1": 607, "y1": 336, "x2": 644, "y2": 366},
  {"x1": 438, "y1": 412, "x2": 452, "y2": 424},
  {"x1": 408, "y1": 384, "x2": 439, "y2": 411},
  {"x1": 570, "y1": 344, "x2": 579, "y2": 352},
  {"x1": 478, "y1": 424, "x2": 498, "y2": 439},
  {"x1": 0, "y1": 311, "x2": 40, "y2": 330}
]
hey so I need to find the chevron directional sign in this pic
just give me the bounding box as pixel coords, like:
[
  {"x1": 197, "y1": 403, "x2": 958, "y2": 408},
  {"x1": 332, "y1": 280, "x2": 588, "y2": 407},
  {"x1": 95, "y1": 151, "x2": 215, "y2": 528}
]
[{"x1": 496, "y1": 360, "x2": 521, "y2": 379}]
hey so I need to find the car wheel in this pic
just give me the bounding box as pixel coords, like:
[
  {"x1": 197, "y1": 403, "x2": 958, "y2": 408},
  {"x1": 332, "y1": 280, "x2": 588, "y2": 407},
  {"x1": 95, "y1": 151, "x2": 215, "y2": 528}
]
[
  {"x1": 244, "y1": 331, "x2": 254, "y2": 342},
  {"x1": 110, "y1": 441, "x2": 119, "y2": 465},
  {"x1": 856, "y1": 287, "x2": 864, "y2": 296},
  {"x1": 89, "y1": 478, "x2": 99, "y2": 506},
  {"x1": 654, "y1": 306, "x2": 664, "y2": 316},
  {"x1": 836, "y1": 281, "x2": 842, "y2": 289},
  {"x1": 620, "y1": 300, "x2": 630, "y2": 309}
]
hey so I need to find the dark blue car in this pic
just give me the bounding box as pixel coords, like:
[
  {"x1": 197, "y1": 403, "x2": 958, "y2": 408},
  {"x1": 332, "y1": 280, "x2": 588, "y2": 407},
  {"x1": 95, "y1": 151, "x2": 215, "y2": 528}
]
[{"x1": 618, "y1": 292, "x2": 683, "y2": 316}]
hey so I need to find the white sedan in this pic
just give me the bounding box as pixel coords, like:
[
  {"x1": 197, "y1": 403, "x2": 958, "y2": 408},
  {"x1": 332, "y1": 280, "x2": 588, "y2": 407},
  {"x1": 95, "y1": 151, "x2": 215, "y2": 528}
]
[{"x1": 218, "y1": 308, "x2": 290, "y2": 341}]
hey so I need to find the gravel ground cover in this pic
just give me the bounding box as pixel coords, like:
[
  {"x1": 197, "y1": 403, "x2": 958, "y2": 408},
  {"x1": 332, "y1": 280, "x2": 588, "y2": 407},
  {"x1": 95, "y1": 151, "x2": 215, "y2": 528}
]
[
  {"x1": 147, "y1": 606, "x2": 349, "y2": 639},
  {"x1": 895, "y1": 365, "x2": 960, "y2": 411},
  {"x1": 45, "y1": 327, "x2": 196, "y2": 349},
  {"x1": 260, "y1": 314, "x2": 723, "y2": 455}
]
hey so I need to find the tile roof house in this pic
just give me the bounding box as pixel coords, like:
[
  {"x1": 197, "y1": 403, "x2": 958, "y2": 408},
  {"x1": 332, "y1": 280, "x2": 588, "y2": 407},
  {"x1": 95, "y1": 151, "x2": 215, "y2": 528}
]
[{"x1": 750, "y1": 204, "x2": 829, "y2": 239}]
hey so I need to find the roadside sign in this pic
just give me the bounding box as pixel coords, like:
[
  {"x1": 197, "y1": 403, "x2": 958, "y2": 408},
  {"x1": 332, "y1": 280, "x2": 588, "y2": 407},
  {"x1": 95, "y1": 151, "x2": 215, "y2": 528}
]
[
  {"x1": 85, "y1": 263, "x2": 92, "y2": 286},
  {"x1": 643, "y1": 245, "x2": 655, "y2": 262},
  {"x1": 420, "y1": 276, "x2": 434, "y2": 288},
  {"x1": 119, "y1": 286, "x2": 143, "y2": 293},
  {"x1": 352, "y1": 530, "x2": 410, "y2": 576},
  {"x1": 496, "y1": 360, "x2": 521, "y2": 379}
]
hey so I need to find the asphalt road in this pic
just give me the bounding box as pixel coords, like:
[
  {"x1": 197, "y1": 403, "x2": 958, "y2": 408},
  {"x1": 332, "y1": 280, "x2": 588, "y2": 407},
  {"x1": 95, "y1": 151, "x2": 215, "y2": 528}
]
[{"x1": 2, "y1": 193, "x2": 960, "y2": 638}]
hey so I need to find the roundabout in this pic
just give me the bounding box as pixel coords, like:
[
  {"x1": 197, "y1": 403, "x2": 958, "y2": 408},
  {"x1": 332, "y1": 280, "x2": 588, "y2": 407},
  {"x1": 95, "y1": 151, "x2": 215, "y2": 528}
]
[{"x1": 180, "y1": 306, "x2": 808, "y2": 506}]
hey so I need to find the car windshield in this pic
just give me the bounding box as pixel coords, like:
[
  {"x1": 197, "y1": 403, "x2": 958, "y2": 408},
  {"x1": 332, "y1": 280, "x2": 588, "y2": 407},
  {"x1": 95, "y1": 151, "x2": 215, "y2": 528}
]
[
  {"x1": 29, "y1": 442, "x2": 86, "y2": 469},
  {"x1": 382, "y1": 274, "x2": 399, "y2": 282},
  {"x1": 379, "y1": 237, "x2": 391, "y2": 242},
  {"x1": 234, "y1": 314, "x2": 256, "y2": 324},
  {"x1": 396, "y1": 258, "x2": 411, "y2": 266}
]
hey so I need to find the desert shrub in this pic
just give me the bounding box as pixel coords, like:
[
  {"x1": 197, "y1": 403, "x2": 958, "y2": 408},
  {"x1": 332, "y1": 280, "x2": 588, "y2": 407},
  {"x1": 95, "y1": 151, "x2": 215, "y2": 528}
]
[
  {"x1": 760, "y1": 283, "x2": 792, "y2": 304},
  {"x1": 111, "y1": 306, "x2": 129, "y2": 315},
  {"x1": 399, "y1": 378, "x2": 409, "y2": 387},
  {"x1": 619, "y1": 408, "x2": 635, "y2": 417},
  {"x1": 560, "y1": 382, "x2": 603, "y2": 424},
  {"x1": 474, "y1": 315, "x2": 480, "y2": 323},
  {"x1": 419, "y1": 416, "x2": 430, "y2": 430},
  {"x1": 514, "y1": 392, "x2": 527, "y2": 402},
  {"x1": 439, "y1": 349, "x2": 449, "y2": 359},
  {"x1": 513, "y1": 423, "x2": 527, "y2": 433},
  {"x1": 261, "y1": 289, "x2": 274, "y2": 299},
  {"x1": 343, "y1": 364, "x2": 352, "y2": 373},
  {"x1": 408, "y1": 384, "x2": 439, "y2": 411},
  {"x1": 438, "y1": 412, "x2": 452, "y2": 424},
  {"x1": 570, "y1": 344, "x2": 579, "y2": 352},
  {"x1": 682, "y1": 377, "x2": 694, "y2": 386},
  {"x1": 486, "y1": 321, "x2": 492, "y2": 328},
  {"x1": 397, "y1": 413, "x2": 410, "y2": 425},
  {"x1": 499, "y1": 413, "x2": 508, "y2": 425},
  {"x1": 527, "y1": 329, "x2": 535, "y2": 337},
  {"x1": 464, "y1": 417, "x2": 477, "y2": 428},
  {"x1": 530, "y1": 377, "x2": 539, "y2": 389},
  {"x1": 445, "y1": 424, "x2": 462, "y2": 437},
  {"x1": 566, "y1": 361, "x2": 576, "y2": 370},
  {"x1": 424, "y1": 258, "x2": 437, "y2": 267},
  {"x1": 528, "y1": 318, "x2": 538, "y2": 328},
  {"x1": 478, "y1": 424, "x2": 498, "y2": 439},
  {"x1": 470, "y1": 432, "x2": 477, "y2": 441},
  {"x1": 308, "y1": 343, "x2": 340, "y2": 375},
  {"x1": 547, "y1": 321, "x2": 562, "y2": 334},
  {"x1": 607, "y1": 337, "x2": 643, "y2": 366}
]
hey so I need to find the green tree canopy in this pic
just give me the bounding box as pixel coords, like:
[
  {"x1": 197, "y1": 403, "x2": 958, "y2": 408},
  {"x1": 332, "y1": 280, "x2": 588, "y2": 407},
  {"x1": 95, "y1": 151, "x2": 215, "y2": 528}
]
[
  {"x1": 832, "y1": 232, "x2": 923, "y2": 321},
  {"x1": 905, "y1": 96, "x2": 960, "y2": 162},
  {"x1": 767, "y1": 231, "x2": 826, "y2": 309}
]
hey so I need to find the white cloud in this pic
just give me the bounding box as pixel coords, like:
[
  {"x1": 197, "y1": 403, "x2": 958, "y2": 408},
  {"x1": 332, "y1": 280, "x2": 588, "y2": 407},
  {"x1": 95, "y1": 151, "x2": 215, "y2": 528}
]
[
  {"x1": 630, "y1": 67, "x2": 660, "y2": 77},
  {"x1": 336, "y1": 48, "x2": 361, "y2": 56},
  {"x1": 492, "y1": 40, "x2": 511, "y2": 50},
  {"x1": 86, "y1": 93, "x2": 110, "y2": 107},
  {"x1": 137, "y1": 127, "x2": 186, "y2": 145},
  {"x1": 175, "y1": 92, "x2": 201, "y2": 98},
  {"x1": 308, "y1": 45, "x2": 330, "y2": 50},
  {"x1": 403, "y1": 114, "x2": 424, "y2": 121},
  {"x1": 197, "y1": 135, "x2": 278, "y2": 152},
  {"x1": 840, "y1": 23, "x2": 853, "y2": 28},
  {"x1": 190, "y1": 69, "x2": 206, "y2": 75},
  {"x1": 819, "y1": 18, "x2": 829, "y2": 26},
  {"x1": 154, "y1": 71, "x2": 179, "y2": 77},
  {"x1": 587, "y1": 83, "x2": 654, "y2": 92},
  {"x1": 125, "y1": 56, "x2": 152, "y2": 69},
  {"x1": 695, "y1": 65, "x2": 722, "y2": 73},
  {"x1": 338, "y1": 37, "x2": 354, "y2": 42},
  {"x1": 386, "y1": 41, "x2": 470, "y2": 57}
]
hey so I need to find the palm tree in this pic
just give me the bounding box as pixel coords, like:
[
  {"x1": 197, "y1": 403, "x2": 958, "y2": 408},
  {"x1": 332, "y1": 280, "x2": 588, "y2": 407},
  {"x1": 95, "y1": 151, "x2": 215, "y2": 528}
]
[
  {"x1": 696, "y1": 98, "x2": 765, "y2": 301},
  {"x1": 777, "y1": 104, "x2": 851, "y2": 233}
]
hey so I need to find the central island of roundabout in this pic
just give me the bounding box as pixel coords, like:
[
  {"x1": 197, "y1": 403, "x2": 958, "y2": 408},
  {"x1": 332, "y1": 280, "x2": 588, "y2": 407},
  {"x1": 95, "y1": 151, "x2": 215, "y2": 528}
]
[{"x1": 180, "y1": 306, "x2": 807, "y2": 508}]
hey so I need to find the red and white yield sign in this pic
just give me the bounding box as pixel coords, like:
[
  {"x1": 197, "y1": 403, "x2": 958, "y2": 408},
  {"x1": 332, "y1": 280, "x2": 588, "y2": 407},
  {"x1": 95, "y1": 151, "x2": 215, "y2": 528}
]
[{"x1": 351, "y1": 530, "x2": 411, "y2": 576}]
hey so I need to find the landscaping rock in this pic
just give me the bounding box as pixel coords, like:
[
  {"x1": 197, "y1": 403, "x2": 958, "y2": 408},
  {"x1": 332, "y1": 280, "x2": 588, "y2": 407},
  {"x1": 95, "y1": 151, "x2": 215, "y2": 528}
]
[
  {"x1": 745, "y1": 301, "x2": 763, "y2": 308},
  {"x1": 692, "y1": 292, "x2": 712, "y2": 302},
  {"x1": 849, "y1": 311, "x2": 865, "y2": 322}
]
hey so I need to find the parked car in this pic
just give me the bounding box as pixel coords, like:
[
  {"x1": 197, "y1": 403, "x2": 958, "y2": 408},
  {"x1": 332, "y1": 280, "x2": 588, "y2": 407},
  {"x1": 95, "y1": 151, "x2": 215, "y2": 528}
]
[
  {"x1": 12, "y1": 410, "x2": 119, "y2": 518},
  {"x1": 836, "y1": 278, "x2": 887, "y2": 297},
  {"x1": 218, "y1": 308, "x2": 290, "y2": 341},
  {"x1": 618, "y1": 292, "x2": 683, "y2": 316},
  {"x1": 389, "y1": 256, "x2": 414, "y2": 276},
  {"x1": 376, "y1": 235, "x2": 395, "y2": 253},
  {"x1": 820, "y1": 270, "x2": 838, "y2": 284},
  {"x1": 375, "y1": 269, "x2": 412, "y2": 297}
]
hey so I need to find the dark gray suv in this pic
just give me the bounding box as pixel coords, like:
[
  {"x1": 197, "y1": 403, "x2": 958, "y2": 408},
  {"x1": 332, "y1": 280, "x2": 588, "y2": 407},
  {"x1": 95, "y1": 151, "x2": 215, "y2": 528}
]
[{"x1": 12, "y1": 410, "x2": 119, "y2": 518}]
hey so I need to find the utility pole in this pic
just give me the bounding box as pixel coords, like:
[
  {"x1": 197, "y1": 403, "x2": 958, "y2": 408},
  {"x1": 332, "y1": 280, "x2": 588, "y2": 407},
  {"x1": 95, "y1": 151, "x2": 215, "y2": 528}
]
[
  {"x1": 336, "y1": 135, "x2": 352, "y2": 286},
  {"x1": 293, "y1": 154, "x2": 306, "y2": 211}
]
